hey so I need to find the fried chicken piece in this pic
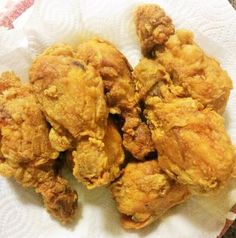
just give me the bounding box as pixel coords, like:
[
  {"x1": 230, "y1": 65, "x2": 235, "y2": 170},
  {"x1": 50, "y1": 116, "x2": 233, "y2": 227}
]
[
  {"x1": 30, "y1": 45, "x2": 107, "y2": 144},
  {"x1": 156, "y1": 30, "x2": 233, "y2": 113},
  {"x1": 69, "y1": 120, "x2": 124, "y2": 188},
  {"x1": 30, "y1": 45, "x2": 124, "y2": 188},
  {"x1": 0, "y1": 72, "x2": 78, "y2": 223},
  {"x1": 134, "y1": 4, "x2": 175, "y2": 56},
  {"x1": 76, "y1": 38, "x2": 155, "y2": 160},
  {"x1": 133, "y1": 58, "x2": 174, "y2": 101},
  {"x1": 135, "y1": 5, "x2": 232, "y2": 113},
  {"x1": 145, "y1": 97, "x2": 235, "y2": 193},
  {"x1": 111, "y1": 160, "x2": 189, "y2": 229},
  {"x1": 133, "y1": 4, "x2": 235, "y2": 194}
]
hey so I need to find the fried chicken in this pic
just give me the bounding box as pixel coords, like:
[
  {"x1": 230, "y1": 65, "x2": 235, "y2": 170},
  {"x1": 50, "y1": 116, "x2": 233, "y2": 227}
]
[
  {"x1": 133, "y1": 58, "x2": 176, "y2": 102},
  {"x1": 135, "y1": 5, "x2": 232, "y2": 113},
  {"x1": 133, "y1": 4, "x2": 235, "y2": 193},
  {"x1": 70, "y1": 120, "x2": 124, "y2": 188},
  {"x1": 110, "y1": 160, "x2": 189, "y2": 229},
  {"x1": 0, "y1": 72, "x2": 78, "y2": 223},
  {"x1": 156, "y1": 30, "x2": 233, "y2": 113},
  {"x1": 76, "y1": 38, "x2": 155, "y2": 160},
  {"x1": 145, "y1": 97, "x2": 235, "y2": 193},
  {"x1": 134, "y1": 4, "x2": 175, "y2": 57},
  {"x1": 29, "y1": 44, "x2": 124, "y2": 188}
]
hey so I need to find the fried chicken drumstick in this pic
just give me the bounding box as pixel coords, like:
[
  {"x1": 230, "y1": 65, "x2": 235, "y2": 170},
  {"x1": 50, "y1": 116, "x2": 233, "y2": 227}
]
[
  {"x1": 76, "y1": 39, "x2": 155, "y2": 160},
  {"x1": 135, "y1": 4, "x2": 232, "y2": 113},
  {"x1": 0, "y1": 72, "x2": 78, "y2": 223},
  {"x1": 145, "y1": 96, "x2": 235, "y2": 192},
  {"x1": 30, "y1": 45, "x2": 124, "y2": 189}
]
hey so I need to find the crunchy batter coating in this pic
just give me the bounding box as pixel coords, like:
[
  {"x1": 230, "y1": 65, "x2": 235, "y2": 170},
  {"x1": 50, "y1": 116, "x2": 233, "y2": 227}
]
[
  {"x1": 133, "y1": 4, "x2": 235, "y2": 193},
  {"x1": 71, "y1": 120, "x2": 124, "y2": 188},
  {"x1": 30, "y1": 45, "x2": 124, "y2": 188},
  {"x1": 0, "y1": 72, "x2": 78, "y2": 223},
  {"x1": 135, "y1": 5, "x2": 232, "y2": 114},
  {"x1": 156, "y1": 30, "x2": 233, "y2": 113},
  {"x1": 135, "y1": 4, "x2": 175, "y2": 56},
  {"x1": 133, "y1": 58, "x2": 176, "y2": 101},
  {"x1": 30, "y1": 45, "x2": 107, "y2": 144},
  {"x1": 145, "y1": 97, "x2": 235, "y2": 193},
  {"x1": 76, "y1": 38, "x2": 155, "y2": 160},
  {"x1": 111, "y1": 160, "x2": 189, "y2": 229}
]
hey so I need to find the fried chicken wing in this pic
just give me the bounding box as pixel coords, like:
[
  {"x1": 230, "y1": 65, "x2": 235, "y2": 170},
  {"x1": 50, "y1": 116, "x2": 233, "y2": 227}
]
[
  {"x1": 111, "y1": 160, "x2": 189, "y2": 229},
  {"x1": 30, "y1": 45, "x2": 124, "y2": 188},
  {"x1": 134, "y1": 4, "x2": 175, "y2": 57},
  {"x1": 145, "y1": 97, "x2": 235, "y2": 193},
  {"x1": 0, "y1": 72, "x2": 78, "y2": 223},
  {"x1": 76, "y1": 39, "x2": 155, "y2": 160},
  {"x1": 156, "y1": 30, "x2": 233, "y2": 113}
]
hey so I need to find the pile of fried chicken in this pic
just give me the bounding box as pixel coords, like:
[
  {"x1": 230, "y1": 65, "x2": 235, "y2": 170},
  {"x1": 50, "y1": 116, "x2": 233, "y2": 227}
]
[{"x1": 0, "y1": 4, "x2": 235, "y2": 229}]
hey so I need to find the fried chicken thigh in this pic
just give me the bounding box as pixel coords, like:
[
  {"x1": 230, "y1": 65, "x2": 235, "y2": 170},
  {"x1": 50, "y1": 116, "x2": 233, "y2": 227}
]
[
  {"x1": 0, "y1": 72, "x2": 78, "y2": 223},
  {"x1": 111, "y1": 160, "x2": 189, "y2": 229},
  {"x1": 30, "y1": 45, "x2": 124, "y2": 188},
  {"x1": 145, "y1": 97, "x2": 235, "y2": 193},
  {"x1": 76, "y1": 39, "x2": 155, "y2": 160}
]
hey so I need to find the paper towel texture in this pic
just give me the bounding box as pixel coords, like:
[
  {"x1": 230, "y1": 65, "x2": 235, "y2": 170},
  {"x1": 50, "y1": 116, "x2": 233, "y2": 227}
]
[{"x1": 0, "y1": 0, "x2": 236, "y2": 237}]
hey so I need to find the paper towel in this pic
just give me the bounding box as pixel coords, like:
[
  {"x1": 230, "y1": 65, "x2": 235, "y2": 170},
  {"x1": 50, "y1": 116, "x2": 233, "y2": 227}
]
[{"x1": 0, "y1": 0, "x2": 236, "y2": 237}]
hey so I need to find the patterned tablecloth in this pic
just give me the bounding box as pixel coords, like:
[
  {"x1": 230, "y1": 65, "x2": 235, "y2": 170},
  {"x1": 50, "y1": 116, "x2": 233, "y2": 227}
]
[{"x1": 0, "y1": 1, "x2": 235, "y2": 238}]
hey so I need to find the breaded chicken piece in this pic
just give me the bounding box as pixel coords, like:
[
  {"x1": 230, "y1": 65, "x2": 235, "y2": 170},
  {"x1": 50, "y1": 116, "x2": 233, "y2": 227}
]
[
  {"x1": 134, "y1": 4, "x2": 175, "y2": 56},
  {"x1": 135, "y1": 5, "x2": 232, "y2": 113},
  {"x1": 0, "y1": 72, "x2": 78, "y2": 223},
  {"x1": 30, "y1": 45, "x2": 124, "y2": 188},
  {"x1": 111, "y1": 160, "x2": 189, "y2": 229},
  {"x1": 145, "y1": 97, "x2": 235, "y2": 193},
  {"x1": 71, "y1": 120, "x2": 124, "y2": 188},
  {"x1": 156, "y1": 30, "x2": 233, "y2": 113},
  {"x1": 76, "y1": 39, "x2": 155, "y2": 160},
  {"x1": 133, "y1": 58, "x2": 176, "y2": 101},
  {"x1": 134, "y1": 6, "x2": 234, "y2": 193}
]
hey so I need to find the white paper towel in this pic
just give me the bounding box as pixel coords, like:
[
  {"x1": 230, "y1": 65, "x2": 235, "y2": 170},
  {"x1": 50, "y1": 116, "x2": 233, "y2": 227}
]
[{"x1": 0, "y1": 0, "x2": 236, "y2": 237}]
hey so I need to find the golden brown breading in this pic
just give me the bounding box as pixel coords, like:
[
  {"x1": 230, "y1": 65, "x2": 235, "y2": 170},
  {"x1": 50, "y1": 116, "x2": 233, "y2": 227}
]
[
  {"x1": 134, "y1": 4, "x2": 232, "y2": 113},
  {"x1": 133, "y1": 5, "x2": 234, "y2": 193},
  {"x1": 71, "y1": 120, "x2": 124, "y2": 189},
  {"x1": 76, "y1": 38, "x2": 155, "y2": 160},
  {"x1": 0, "y1": 72, "x2": 78, "y2": 223},
  {"x1": 156, "y1": 30, "x2": 233, "y2": 113},
  {"x1": 111, "y1": 160, "x2": 189, "y2": 229},
  {"x1": 30, "y1": 45, "x2": 107, "y2": 144},
  {"x1": 145, "y1": 97, "x2": 235, "y2": 193},
  {"x1": 134, "y1": 4, "x2": 175, "y2": 56},
  {"x1": 133, "y1": 58, "x2": 175, "y2": 101},
  {"x1": 233, "y1": 158, "x2": 236, "y2": 178},
  {"x1": 30, "y1": 44, "x2": 124, "y2": 188}
]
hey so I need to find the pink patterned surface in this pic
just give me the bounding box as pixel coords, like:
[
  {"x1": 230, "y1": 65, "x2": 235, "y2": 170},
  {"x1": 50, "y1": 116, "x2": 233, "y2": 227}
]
[
  {"x1": 0, "y1": 0, "x2": 34, "y2": 28},
  {"x1": 0, "y1": 0, "x2": 235, "y2": 237}
]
